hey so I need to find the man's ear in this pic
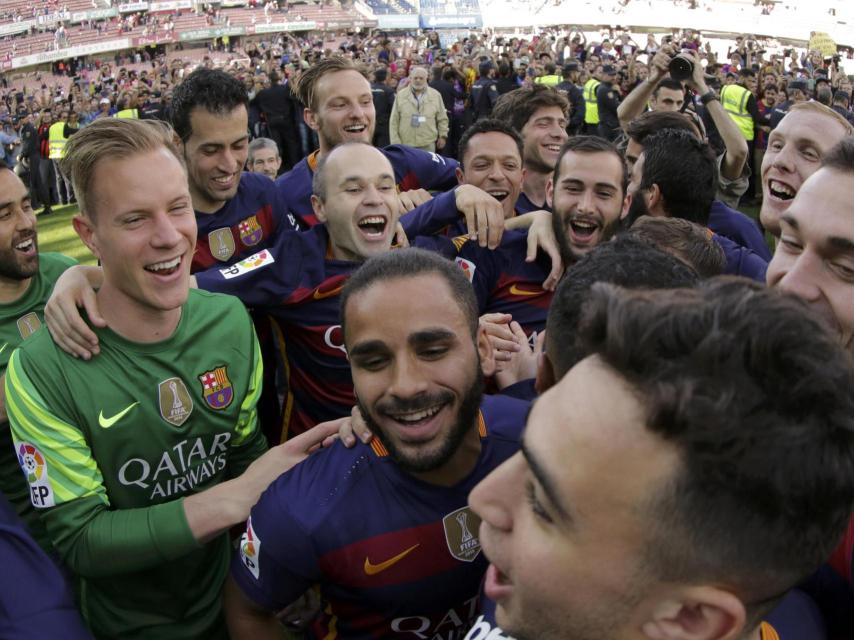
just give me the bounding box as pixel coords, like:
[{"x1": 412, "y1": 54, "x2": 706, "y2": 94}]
[
  {"x1": 476, "y1": 325, "x2": 496, "y2": 378},
  {"x1": 535, "y1": 351, "x2": 556, "y2": 394},
  {"x1": 311, "y1": 194, "x2": 327, "y2": 223},
  {"x1": 640, "y1": 586, "x2": 746, "y2": 640},
  {"x1": 545, "y1": 177, "x2": 554, "y2": 209},
  {"x1": 620, "y1": 191, "x2": 632, "y2": 220},
  {"x1": 455, "y1": 166, "x2": 465, "y2": 185},
  {"x1": 646, "y1": 183, "x2": 666, "y2": 217},
  {"x1": 72, "y1": 214, "x2": 101, "y2": 262}
]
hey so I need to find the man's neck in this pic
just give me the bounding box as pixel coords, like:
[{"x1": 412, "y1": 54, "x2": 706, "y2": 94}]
[
  {"x1": 411, "y1": 425, "x2": 482, "y2": 487},
  {"x1": 0, "y1": 275, "x2": 33, "y2": 305},
  {"x1": 412, "y1": 85, "x2": 425, "y2": 96},
  {"x1": 522, "y1": 168, "x2": 550, "y2": 208},
  {"x1": 190, "y1": 185, "x2": 225, "y2": 215},
  {"x1": 97, "y1": 284, "x2": 183, "y2": 343}
]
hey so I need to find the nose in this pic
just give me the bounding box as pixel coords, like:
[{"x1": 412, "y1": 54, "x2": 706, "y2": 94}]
[
  {"x1": 487, "y1": 161, "x2": 504, "y2": 182},
  {"x1": 469, "y1": 454, "x2": 524, "y2": 532},
  {"x1": 15, "y1": 204, "x2": 36, "y2": 232},
  {"x1": 577, "y1": 188, "x2": 595, "y2": 214},
  {"x1": 150, "y1": 211, "x2": 184, "y2": 249},
  {"x1": 387, "y1": 353, "x2": 430, "y2": 400},
  {"x1": 775, "y1": 251, "x2": 822, "y2": 304},
  {"x1": 771, "y1": 141, "x2": 796, "y2": 174}
]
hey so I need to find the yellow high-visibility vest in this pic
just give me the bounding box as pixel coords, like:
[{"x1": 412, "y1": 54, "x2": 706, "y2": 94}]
[
  {"x1": 535, "y1": 74, "x2": 561, "y2": 87},
  {"x1": 583, "y1": 78, "x2": 601, "y2": 125},
  {"x1": 48, "y1": 121, "x2": 67, "y2": 159},
  {"x1": 114, "y1": 108, "x2": 139, "y2": 119},
  {"x1": 720, "y1": 84, "x2": 755, "y2": 141}
]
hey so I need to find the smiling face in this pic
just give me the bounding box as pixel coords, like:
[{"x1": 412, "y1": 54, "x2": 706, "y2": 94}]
[
  {"x1": 311, "y1": 144, "x2": 400, "y2": 262},
  {"x1": 520, "y1": 106, "x2": 568, "y2": 175},
  {"x1": 306, "y1": 69, "x2": 376, "y2": 155},
  {"x1": 345, "y1": 272, "x2": 492, "y2": 477},
  {"x1": 459, "y1": 131, "x2": 525, "y2": 219},
  {"x1": 470, "y1": 356, "x2": 678, "y2": 640},
  {"x1": 180, "y1": 105, "x2": 249, "y2": 213},
  {"x1": 760, "y1": 109, "x2": 849, "y2": 237},
  {"x1": 249, "y1": 145, "x2": 281, "y2": 179},
  {"x1": 549, "y1": 150, "x2": 628, "y2": 264},
  {"x1": 0, "y1": 169, "x2": 38, "y2": 286},
  {"x1": 75, "y1": 148, "x2": 196, "y2": 325},
  {"x1": 767, "y1": 167, "x2": 854, "y2": 354}
]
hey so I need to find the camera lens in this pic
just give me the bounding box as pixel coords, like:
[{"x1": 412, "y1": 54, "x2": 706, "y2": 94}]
[{"x1": 669, "y1": 54, "x2": 694, "y2": 81}]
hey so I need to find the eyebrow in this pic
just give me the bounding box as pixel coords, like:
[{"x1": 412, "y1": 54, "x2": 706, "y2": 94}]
[
  {"x1": 349, "y1": 328, "x2": 457, "y2": 358},
  {"x1": 340, "y1": 173, "x2": 395, "y2": 184},
  {"x1": 782, "y1": 214, "x2": 854, "y2": 254},
  {"x1": 559, "y1": 177, "x2": 618, "y2": 191},
  {"x1": 521, "y1": 437, "x2": 572, "y2": 523}
]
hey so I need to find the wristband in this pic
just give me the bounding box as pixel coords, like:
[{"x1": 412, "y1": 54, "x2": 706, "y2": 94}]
[{"x1": 699, "y1": 90, "x2": 718, "y2": 105}]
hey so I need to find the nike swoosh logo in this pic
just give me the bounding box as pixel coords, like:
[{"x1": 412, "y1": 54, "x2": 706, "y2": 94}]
[
  {"x1": 99, "y1": 402, "x2": 139, "y2": 429},
  {"x1": 509, "y1": 284, "x2": 541, "y2": 297},
  {"x1": 364, "y1": 543, "x2": 419, "y2": 575},
  {"x1": 313, "y1": 285, "x2": 343, "y2": 300}
]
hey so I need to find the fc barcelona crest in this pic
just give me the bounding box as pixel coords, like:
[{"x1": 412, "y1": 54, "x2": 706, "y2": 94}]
[
  {"x1": 17, "y1": 312, "x2": 41, "y2": 339},
  {"x1": 238, "y1": 216, "x2": 263, "y2": 247},
  {"x1": 209, "y1": 228, "x2": 236, "y2": 262},
  {"x1": 199, "y1": 366, "x2": 234, "y2": 410},
  {"x1": 442, "y1": 506, "x2": 482, "y2": 562}
]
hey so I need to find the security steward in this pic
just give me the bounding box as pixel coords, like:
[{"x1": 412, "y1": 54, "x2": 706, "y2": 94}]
[
  {"x1": 556, "y1": 61, "x2": 585, "y2": 135},
  {"x1": 596, "y1": 64, "x2": 622, "y2": 141}
]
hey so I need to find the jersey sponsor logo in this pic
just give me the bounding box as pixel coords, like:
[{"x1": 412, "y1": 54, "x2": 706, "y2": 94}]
[
  {"x1": 464, "y1": 615, "x2": 516, "y2": 639},
  {"x1": 391, "y1": 595, "x2": 479, "y2": 640},
  {"x1": 99, "y1": 401, "x2": 139, "y2": 429},
  {"x1": 455, "y1": 257, "x2": 476, "y2": 282},
  {"x1": 364, "y1": 543, "x2": 419, "y2": 576},
  {"x1": 239, "y1": 516, "x2": 262, "y2": 579},
  {"x1": 118, "y1": 432, "x2": 232, "y2": 500},
  {"x1": 312, "y1": 283, "x2": 344, "y2": 300},
  {"x1": 323, "y1": 325, "x2": 347, "y2": 354},
  {"x1": 16, "y1": 312, "x2": 41, "y2": 339},
  {"x1": 219, "y1": 249, "x2": 275, "y2": 280},
  {"x1": 199, "y1": 366, "x2": 234, "y2": 410},
  {"x1": 238, "y1": 215, "x2": 264, "y2": 247},
  {"x1": 443, "y1": 506, "x2": 482, "y2": 563},
  {"x1": 17, "y1": 442, "x2": 54, "y2": 508},
  {"x1": 158, "y1": 377, "x2": 193, "y2": 427},
  {"x1": 508, "y1": 283, "x2": 541, "y2": 297},
  {"x1": 208, "y1": 227, "x2": 236, "y2": 262}
]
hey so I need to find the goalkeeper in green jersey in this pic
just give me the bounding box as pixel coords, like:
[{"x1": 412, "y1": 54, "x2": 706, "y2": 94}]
[
  {"x1": 4, "y1": 119, "x2": 337, "y2": 640},
  {"x1": 0, "y1": 163, "x2": 75, "y2": 550}
]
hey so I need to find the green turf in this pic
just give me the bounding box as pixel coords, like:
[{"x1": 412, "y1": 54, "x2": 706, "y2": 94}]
[{"x1": 36, "y1": 204, "x2": 97, "y2": 265}]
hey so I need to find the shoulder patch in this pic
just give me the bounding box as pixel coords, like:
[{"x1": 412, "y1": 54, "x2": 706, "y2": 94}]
[
  {"x1": 218, "y1": 249, "x2": 275, "y2": 280},
  {"x1": 455, "y1": 257, "x2": 476, "y2": 282},
  {"x1": 238, "y1": 215, "x2": 264, "y2": 247},
  {"x1": 239, "y1": 516, "x2": 262, "y2": 580},
  {"x1": 17, "y1": 443, "x2": 54, "y2": 508},
  {"x1": 208, "y1": 228, "x2": 236, "y2": 262}
]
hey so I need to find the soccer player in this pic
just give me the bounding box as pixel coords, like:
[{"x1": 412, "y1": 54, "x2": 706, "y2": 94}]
[
  {"x1": 275, "y1": 57, "x2": 461, "y2": 228},
  {"x1": 247, "y1": 137, "x2": 282, "y2": 180},
  {"x1": 491, "y1": 85, "x2": 569, "y2": 214},
  {"x1": 470, "y1": 279, "x2": 854, "y2": 640},
  {"x1": 6, "y1": 119, "x2": 335, "y2": 639},
  {"x1": 0, "y1": 163, "x2": 76, "y2": 550},
  {"x1": 225, "y1": 249, "x2": 529, "y2": 639},
  {"x1": 625, "y1": 128, "x2": 768, "y2": 281},
  {"x1": 171, "y1": 67, "x2": 296, "y2": 272},
  {"x1": 759, "y1": 102, "x2": 853, "y2": 238}
]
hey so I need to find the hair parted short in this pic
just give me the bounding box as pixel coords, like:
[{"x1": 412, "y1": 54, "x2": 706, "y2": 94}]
[
  {"x1": 625, "y1": 216, "x2": 726, "y2": 278},
  {"x1": 457, "y1": 119, "x2": 524, "y2": 169},
  {"x1": 553, "y1": 135, "x2": 628, "y2": 196},
  {"x1": 340, "y1": 248, "x2": 480, "y2": 341},
  {"x1": 60, "y1": 118, "x2": 183, "y2": 220},
  {"x1": 579, "y1": 278, "x2": 854, "y2": 625},
  {"x1": 788, "y1": 100, "x2": 854, "y2": 135},
  {"x1": 248, "y1": 137, "x2": 279, "y2": 162},
  {"x1": 170, "y1": 67, "x2": 249, "y2": 142},
  {"x1": 294, "y1": 56, "x2": 370, "y2": 112},
  {"x1": 490, "y1": 84, "x2": 569, "y2": 134}
]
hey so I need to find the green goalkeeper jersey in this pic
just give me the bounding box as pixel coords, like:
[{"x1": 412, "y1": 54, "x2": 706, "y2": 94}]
[
  {"x1": 6, "y1": 288, "x2": 268, "y2": 640},
  {"x1": 0, "y1": 252, "x2": 76, "y2": 549}
]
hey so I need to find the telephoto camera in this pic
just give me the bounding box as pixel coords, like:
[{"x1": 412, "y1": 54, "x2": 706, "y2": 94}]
[{"x1": 669, "y1": 50, "x2": 694, "y2": 81}]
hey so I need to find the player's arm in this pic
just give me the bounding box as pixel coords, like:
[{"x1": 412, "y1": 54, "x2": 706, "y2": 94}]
[
  {"x1": 224, "y1": 577, "x2": 284, "y2": 640},
  {"x1": 44, "y1": 265, "x2": 107, "y2": 359},
  {"x1": 401, "y1": 186, "x2": 504, "y2": 248},
  {"x1": 504, "y1": 210, "x2": 563, "y2": 290},
  {"x1": 684, "y1": 50, "x2": 747, "y2": 181},
  {"x1": 616, "y1": 46, "x2": 673, "y2": 130}
]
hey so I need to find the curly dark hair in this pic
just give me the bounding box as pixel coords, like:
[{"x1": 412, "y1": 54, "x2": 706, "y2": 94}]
[{"x1": 170, "y1": 67, "x2": 249, "y2": 142}]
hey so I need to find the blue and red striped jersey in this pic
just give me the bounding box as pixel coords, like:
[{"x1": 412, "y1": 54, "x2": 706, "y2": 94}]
[
  {"x1": 276, "y1": 145, "x2": 460, "y2": 229},
  {"x1": 192, "y1": 172, "x2": 297, "y2": 273},
  {"x1": 232, "y1": 394, "x2": 528, "y2": 639},
  {"x1": 454, "y1": 231, "x2": 552, "y2": 336}
]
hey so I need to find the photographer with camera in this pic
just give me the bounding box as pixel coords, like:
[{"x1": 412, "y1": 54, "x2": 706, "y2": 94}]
[{"x1": 618, "y1": 48, "x2": 749, "y2": 209}]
